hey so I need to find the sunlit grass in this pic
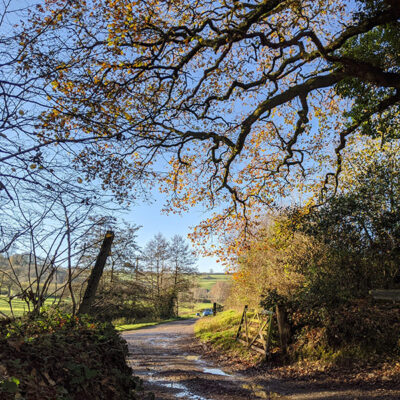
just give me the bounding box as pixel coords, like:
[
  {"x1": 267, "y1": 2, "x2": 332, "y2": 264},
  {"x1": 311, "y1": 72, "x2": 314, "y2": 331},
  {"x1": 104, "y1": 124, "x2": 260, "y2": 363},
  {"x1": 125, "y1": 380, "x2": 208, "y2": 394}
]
[
  {"x1": 197, "y1": 273, "x2": 231, "y2": 290},
  {"x1": 0, "y1": 297, "x2": 28, "y2": 317},
  {"x1": 194, "y1": 309, "x2": 259, "y2": 361},
  {"x1": 179, "y1": 301, "x2": 213, "y2": 317},
  {"x1": 0, "y1": 296, "x2": 62, "y2": 317}
]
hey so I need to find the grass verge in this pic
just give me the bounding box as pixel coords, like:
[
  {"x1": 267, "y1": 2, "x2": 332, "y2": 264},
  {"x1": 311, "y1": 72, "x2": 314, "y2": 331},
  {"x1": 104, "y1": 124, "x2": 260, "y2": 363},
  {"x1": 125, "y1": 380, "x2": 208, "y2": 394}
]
[{"x1": 194, "y1": 310, "x2": 260, "y2": 362}]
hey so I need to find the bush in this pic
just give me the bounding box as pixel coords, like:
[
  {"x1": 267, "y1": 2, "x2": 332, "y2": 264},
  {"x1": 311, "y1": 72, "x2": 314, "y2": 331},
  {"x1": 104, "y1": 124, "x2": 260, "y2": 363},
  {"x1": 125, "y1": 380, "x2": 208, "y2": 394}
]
[
  {"x1": 90, "y1": 278, "x2": 153, "y2": 322},
  {"x1": 0, "y1": 309, "x2": 150, "y2": 400},
  {"x1": 324, "y1": 300, "x2": 400, "y2": 353},
  {"x1": 152, "y1": 293, "x2": 177, "y2": 319},
  {"x1": 291, "y1": 300, "x2": 400, "y2": 362}
]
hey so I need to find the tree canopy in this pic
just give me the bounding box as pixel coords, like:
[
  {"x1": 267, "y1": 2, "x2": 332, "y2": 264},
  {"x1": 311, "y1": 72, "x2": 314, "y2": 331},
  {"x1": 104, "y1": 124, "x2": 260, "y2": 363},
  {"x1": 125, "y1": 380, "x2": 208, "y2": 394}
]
[{"x1": 16, "y1": 0, "x2": 400, "y2": 251}]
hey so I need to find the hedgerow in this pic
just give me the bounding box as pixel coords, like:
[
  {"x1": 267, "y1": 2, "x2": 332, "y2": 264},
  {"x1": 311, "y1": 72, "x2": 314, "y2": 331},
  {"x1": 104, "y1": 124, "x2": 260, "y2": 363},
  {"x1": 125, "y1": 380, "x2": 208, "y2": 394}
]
[{"x1": 0, "y1": 309, "x2": 151, "y2": 400}]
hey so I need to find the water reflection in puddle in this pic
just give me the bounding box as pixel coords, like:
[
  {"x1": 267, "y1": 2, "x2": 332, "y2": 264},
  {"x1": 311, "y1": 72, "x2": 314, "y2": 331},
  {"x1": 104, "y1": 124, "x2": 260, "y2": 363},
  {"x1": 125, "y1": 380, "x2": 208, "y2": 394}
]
[
  {"x1": 202, "y1": 367, "x2": 230, "y2": 376},
  {"x1": 142, "y1": 350, "x2": 233, "y2": 398},
  {"x1": 148, "y1": 378, "x2": 211, "y2": 400}
]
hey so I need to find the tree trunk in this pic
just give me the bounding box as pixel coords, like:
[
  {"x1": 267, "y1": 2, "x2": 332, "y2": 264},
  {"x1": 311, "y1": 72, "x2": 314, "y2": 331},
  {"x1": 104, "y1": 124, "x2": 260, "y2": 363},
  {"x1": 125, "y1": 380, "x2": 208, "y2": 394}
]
[
  {"x1": 276, "y1": 304, "x2": 291, "y2": 354},
  {"x1": 78, "y1": 231, "x2": 114, "y2": 315}
]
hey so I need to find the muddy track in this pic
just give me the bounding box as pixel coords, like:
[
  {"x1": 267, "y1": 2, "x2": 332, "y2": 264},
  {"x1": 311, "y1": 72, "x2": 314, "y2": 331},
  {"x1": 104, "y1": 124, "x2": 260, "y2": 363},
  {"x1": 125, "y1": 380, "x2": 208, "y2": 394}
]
[
  {"x1": 123, "y1": 319, "x2": 400, "y2": 400},
  {"x1": 123, "y1": 319, "x2": 270, "y2": 399}
]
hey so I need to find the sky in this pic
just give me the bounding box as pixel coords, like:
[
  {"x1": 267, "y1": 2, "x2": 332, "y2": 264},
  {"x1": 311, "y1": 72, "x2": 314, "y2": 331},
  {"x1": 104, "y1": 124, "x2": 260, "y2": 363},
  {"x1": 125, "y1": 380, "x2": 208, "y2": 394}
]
[
  {"x1": 1, "y1": 0, "x2": 360, "y2": 274},
  {"x1": 0, "y1": 0, "x2": 224, "y2": 273},
  {"x1": 125, "y1": 192, "x2": 224, "y2": 273}
]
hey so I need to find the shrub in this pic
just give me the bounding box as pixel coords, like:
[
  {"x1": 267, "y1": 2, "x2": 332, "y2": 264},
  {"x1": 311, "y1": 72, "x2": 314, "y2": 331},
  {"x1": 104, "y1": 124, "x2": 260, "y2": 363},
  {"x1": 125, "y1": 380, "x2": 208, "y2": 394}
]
[
  {"x1": 291, "y1": 300, "x2": 400, "y2": 361},
  {"x1": 0, "y1": 309, "x2": 150, "y2": 400}
]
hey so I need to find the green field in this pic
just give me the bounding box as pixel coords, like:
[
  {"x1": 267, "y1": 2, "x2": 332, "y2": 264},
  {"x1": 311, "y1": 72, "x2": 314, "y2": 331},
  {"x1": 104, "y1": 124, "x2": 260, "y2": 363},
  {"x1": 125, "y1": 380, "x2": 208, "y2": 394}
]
[
  {"x1": 0, "y1": 273, "x2": 231, "y2": 319},
  {"x1": 178, "y1": 273, "x2": 232, "y2": 317},
  {"x1": 0, "y1": 297, "x2": 29, "y2": 317},
  {"x1": 0, "y1": 296, "x2": 64, "y2": 318},
  {"x1": 179, "y1": 301, "x2": 213, "y2": 317},
  {"x1": 197, "y1": 273, "x2": 231, "y2": 290}
]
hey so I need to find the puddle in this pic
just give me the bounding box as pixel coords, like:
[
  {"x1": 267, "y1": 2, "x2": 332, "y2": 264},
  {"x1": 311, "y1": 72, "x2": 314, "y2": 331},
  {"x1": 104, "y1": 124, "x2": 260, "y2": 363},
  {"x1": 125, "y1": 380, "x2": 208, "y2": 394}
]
[
  {"x1": 202, "y1": 367, "x2": 230, "y2": 376},
  {"x1": 191, "y1": 356, "x2": 231, "y2": 377},
  {"x1": 176, "y1": 391, "x2": 209, "y2": 400},
  {"x1": 137, "y1": 370, "x2": 154, "y2": 376},
  {"x1": 165, "y1": 382, "x2": 187, "y2": 390},
  {"x1": 148, "y1": 378, "x2": 211, "y2": 400}
]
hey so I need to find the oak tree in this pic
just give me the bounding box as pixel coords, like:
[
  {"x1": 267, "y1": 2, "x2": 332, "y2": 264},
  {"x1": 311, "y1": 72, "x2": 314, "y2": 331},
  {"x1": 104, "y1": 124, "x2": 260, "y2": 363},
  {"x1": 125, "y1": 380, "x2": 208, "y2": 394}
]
[{"x1": 22, "y1": 0, "x2": 400, "y2": 253}]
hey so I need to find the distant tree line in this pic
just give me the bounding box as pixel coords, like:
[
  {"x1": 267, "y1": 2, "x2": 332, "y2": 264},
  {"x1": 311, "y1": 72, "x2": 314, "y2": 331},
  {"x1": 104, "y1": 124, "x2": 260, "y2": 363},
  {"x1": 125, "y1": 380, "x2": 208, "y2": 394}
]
[{"x1": 0, "y1": 216, "x2": 198, "y2": 321}]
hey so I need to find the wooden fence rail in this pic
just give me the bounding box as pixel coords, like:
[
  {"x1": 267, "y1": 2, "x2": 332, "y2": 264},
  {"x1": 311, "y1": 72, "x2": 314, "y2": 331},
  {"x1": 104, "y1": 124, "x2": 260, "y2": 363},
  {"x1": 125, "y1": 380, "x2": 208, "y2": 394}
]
[{"x1": 235, "y1": 305, "x2": 274, "y2": 358}]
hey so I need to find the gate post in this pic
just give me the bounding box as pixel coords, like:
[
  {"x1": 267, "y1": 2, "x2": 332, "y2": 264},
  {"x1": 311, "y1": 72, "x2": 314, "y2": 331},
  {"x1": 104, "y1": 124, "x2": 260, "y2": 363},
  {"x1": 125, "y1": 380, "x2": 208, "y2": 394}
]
[{"x1": 236, "y1": 305, "x2": 248, "y2": 339}]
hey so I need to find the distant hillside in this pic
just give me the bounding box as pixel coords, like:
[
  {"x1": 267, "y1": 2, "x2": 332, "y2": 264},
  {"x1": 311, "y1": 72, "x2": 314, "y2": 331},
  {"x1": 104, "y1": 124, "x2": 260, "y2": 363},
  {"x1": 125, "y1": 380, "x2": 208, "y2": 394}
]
[
  {"x1": 197, "y1": 273, "x2": 231, "y2": 290},
  {"x1": 0, "y1": 253, "x2": 67, "y2": 283}
]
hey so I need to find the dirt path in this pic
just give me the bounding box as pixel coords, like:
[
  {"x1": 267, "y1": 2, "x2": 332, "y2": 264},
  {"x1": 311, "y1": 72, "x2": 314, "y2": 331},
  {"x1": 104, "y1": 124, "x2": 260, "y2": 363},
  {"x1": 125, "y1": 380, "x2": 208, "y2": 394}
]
[
  {"x1": 123, "y1": 319, "x2": 400, "y2": 400},
  {"x1": 123, "y1": 319, "x2": 269, "y2": 399}
]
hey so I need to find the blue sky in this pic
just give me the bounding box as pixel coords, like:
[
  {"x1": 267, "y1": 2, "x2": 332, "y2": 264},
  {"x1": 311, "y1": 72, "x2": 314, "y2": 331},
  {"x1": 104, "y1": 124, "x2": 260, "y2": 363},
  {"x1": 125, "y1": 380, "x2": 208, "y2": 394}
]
[
  {"x1": 0, "y1": 0, "x2": 223, "y2": 273},
  {"x1": 126, "y1": 194, "x2": 224, "y2": 273},
  {"x1": 2, "y1": 0, "x2": 360, "y2": 273}
]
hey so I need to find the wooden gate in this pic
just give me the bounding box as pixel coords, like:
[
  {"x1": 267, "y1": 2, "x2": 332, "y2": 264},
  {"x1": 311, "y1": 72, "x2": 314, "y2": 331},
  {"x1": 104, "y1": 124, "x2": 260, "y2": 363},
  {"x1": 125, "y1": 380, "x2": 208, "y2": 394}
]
[{"x1": 235, "y1": 305, "x2": 274, "y2": 357}]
